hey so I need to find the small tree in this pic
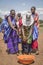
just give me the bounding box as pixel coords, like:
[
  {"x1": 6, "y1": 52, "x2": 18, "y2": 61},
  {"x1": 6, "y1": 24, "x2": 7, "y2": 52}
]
[{"x1": 0, "y1": 17, "x2": 2, "y2": 24}]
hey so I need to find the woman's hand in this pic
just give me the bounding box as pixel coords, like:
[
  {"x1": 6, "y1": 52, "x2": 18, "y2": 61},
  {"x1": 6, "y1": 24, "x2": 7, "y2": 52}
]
[
  {"x1": 2, "y1": 30, "x2": 4, "y2": 33},
  {"x1": 23, "y1": 36, "x2": 27, "y2": 42},
  {"x1": 14, "y1": 28, "x2": 19, "y2": 35},
  {"x1": 13, "y1": 27, "x2": 17, "y2": 31}
]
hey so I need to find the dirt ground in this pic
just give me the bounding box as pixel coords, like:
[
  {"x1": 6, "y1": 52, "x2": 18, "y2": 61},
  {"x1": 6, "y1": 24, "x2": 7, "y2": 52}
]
[{"x1": 0, "y1": 27, "x2": 43, "y2": 65}]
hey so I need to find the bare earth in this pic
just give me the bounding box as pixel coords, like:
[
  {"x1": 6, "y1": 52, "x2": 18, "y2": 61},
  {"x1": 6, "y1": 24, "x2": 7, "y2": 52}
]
[{"x1": 0, "y1": 27, "x2": 43, "y2": 65}]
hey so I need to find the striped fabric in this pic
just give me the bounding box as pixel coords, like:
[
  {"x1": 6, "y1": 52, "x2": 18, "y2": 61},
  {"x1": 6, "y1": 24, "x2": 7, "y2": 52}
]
[{"x1": 0, "y1": 19, "x2": 11, "y2": 40}]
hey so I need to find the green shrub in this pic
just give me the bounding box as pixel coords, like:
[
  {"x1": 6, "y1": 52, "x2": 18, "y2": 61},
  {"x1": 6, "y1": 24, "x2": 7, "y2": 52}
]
[
  {"x1": 0, "y1": 18, "x2": 2, "y2": 24},
  {"x1": 39, "y1": 20, "x2": 43, "y2": 24}
]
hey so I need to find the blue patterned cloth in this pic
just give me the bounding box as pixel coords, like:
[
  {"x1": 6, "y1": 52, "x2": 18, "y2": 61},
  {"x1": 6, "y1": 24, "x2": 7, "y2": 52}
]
[
  {"x1": 32, "y1": 25, "x2": 38, "y2": 41},
  {"x1": 0, "y1": 19, "x2": 11, "y2": 41},
  {"x1": 0, "y1": 18, "x2": 16, "y2": 41},
  {"x1": 0, "y1": 19, "x2": 9, "y2": 31},
  {"x1": 0, "y1": 19, "x2": 8, "y2": 32}
]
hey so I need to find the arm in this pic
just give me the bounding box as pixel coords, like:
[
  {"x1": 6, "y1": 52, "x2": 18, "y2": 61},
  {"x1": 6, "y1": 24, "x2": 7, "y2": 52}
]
[
  {"x1": 37, "y1": 20, "x2": 40, "y2": 34},
  {"x1": 27, "y1": 26, "x2": 32, "y2": 40},
  {"x1": 8, "y1": 16, "x2": 14, "y2": 30},
  {"x1": 37, "y1": 20, "x2": 39, "y2": 30},
  {"x1": 34, "y1": 13, "x2": 39, "y2": 30},
  {"x1": 8, "y1": 16, "x2": 17, "y2": 31}
]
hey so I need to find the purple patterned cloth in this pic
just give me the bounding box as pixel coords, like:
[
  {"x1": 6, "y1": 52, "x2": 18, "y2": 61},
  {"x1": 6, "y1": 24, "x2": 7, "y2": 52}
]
[
  {"x1": 7, "y1": 29, "x2": 18, "y2": 54},
  {"x1": 7, "y1": 16, "x2": 19, "y2": 54}
]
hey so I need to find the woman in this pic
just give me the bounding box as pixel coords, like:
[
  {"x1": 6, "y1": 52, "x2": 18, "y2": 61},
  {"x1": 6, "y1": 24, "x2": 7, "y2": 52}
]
[
  {"x1": 22, "y1": 13, "x2": 34, "y2": 54},
  {"x1": 6, "y1": 10, "x2": 19, "y2": 54},
  {"x1": 0, "y1": 15, "x2": 8, "y2": 42},
  {"x1": 31, "y1": 7, "x2": 39, "y2": 55}
]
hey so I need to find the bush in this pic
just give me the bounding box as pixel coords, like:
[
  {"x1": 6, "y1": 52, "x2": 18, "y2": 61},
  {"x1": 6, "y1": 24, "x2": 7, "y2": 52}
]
[
  {"x1": 0, "y1": 18, "x2": 2, "y2": 24},
  {"x1": 39, "y1": 20, "x2": 43, "y2": 27},
  {"x1": 39, "y1": 20, "x2": 43, "y2": 24}
]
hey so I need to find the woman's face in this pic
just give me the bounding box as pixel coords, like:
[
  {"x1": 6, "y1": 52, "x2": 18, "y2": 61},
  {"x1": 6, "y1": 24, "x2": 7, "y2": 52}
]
[
  {"x1": 10, "y1": 10, "x2": 15, "y2": 18},
  {"x1": 16, "y1": 15, "x2": 19, "y2": 22},
  {"x1": 31, "y1": 8, "x2": 35, "y2": 14}
]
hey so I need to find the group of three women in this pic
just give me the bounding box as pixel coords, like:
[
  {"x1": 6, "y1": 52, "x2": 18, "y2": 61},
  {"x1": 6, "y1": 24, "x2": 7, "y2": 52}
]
[{"x1": 1, "y1": 6, "x2": 39, "y2": 55}]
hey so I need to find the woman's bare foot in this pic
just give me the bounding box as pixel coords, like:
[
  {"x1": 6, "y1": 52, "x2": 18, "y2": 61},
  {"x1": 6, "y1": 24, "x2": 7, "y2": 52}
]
[{"x1": 35, "y1": 50, "x2": 39, "y2": 55}]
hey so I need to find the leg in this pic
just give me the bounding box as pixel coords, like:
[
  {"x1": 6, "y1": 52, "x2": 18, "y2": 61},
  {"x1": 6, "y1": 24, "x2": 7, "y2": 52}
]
[
  {"x1": 22, "y1": 43, "x2": 29, "y2": 54},
  {"x1": 7, "y1": 37, "x2": 15, "y2": 54},
  {"x1": 18, "y1": 43, "x2": 22, "y2": 54}
]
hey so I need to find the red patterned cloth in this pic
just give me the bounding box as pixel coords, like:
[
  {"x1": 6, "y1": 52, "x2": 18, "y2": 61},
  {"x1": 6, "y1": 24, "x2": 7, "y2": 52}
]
[
  {"x1": 32, "y1": 40, "x2": 38, "y2": 49},
  {"x1": 19, "y1": 18, "x2": 22, "y2": 27}
]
